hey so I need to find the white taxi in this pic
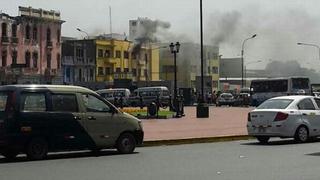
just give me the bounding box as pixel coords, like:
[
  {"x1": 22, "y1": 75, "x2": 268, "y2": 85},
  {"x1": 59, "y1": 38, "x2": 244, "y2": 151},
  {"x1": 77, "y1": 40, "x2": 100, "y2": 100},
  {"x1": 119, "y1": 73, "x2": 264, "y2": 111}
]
[{"x1": 247, "y1": 95, "x2": 320, "y2": 143}]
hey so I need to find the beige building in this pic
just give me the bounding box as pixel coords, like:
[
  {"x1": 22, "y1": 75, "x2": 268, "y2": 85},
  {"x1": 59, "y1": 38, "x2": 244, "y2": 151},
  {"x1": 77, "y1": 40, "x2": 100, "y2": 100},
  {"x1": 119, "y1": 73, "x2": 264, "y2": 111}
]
[{"x1": 159, "y1": 42, "x2": 220, "y2": 91}]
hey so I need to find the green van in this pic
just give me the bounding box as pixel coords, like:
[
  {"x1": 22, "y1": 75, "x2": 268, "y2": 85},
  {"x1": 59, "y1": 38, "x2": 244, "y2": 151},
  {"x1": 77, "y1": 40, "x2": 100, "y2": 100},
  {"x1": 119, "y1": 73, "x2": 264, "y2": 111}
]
[{"x1": 0, "y1": 85, "x2": 143, "y2": 160}]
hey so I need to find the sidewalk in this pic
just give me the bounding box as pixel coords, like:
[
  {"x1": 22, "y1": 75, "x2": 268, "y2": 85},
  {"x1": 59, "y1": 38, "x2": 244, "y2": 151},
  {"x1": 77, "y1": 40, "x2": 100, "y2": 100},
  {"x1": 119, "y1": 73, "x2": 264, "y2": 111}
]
[{"x1": 142, "y1": 106, "x2": 253, "y2": 142}]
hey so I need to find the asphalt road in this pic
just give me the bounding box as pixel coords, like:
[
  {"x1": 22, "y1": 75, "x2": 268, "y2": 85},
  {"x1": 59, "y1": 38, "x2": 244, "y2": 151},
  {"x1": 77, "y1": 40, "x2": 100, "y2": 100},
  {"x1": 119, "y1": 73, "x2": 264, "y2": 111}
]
[{"x1": 1, "y1": 138, "x2": 320, "y2": 180}]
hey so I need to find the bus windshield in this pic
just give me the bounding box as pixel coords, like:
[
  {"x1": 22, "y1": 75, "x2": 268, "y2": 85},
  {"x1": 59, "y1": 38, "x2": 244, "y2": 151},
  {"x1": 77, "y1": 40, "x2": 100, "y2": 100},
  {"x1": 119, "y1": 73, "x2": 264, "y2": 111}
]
[{"x1": 292, "y1": 78, "x2": 309, "y2": 89}]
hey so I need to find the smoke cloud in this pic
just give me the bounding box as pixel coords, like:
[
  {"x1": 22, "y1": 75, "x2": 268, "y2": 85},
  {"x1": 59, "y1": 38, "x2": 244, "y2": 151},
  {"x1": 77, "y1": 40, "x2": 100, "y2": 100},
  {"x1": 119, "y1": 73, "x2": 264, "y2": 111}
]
[{"x1": 132, "y1": 18, "x2": 171, "y2": 53}]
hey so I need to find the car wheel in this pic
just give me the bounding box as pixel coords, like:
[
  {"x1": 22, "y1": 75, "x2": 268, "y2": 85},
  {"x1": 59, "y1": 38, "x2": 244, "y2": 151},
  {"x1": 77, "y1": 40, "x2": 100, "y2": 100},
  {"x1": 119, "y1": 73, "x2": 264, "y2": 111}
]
[
  {"x1": 116, "y1": 133, "x2": 136, "y2": 154},
  {"x1": 26, "y1": 138, "x2": 48, "y2": 160},
  {"x1": 1, "y1": 149, "x2": 19, "y2": 160},
  {"x1": 256, "y1": 136, "x2": 270, "y2": 144},
  {"x1": 294, "y1": 126, "x2": 309, "y2": 143}
]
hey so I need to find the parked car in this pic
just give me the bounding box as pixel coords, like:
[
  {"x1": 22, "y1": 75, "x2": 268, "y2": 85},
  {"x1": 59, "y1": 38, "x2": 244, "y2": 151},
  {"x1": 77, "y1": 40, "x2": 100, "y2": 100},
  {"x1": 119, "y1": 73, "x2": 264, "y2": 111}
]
[
  {"x1": 0, "y1": 85, "x2": 143, "y2": 160},
  {"x1": 216, "y1": 93, "x2": 235, "y2": 106},
  {"x1": 247, "y1": 95, "x2": 320, "y2": 144},
  {"x1": 233, "y1": 93, "x2": 251, "y2": 106},
  {"x1": 96, "y1": 88, "x2": 131, "y2": 107}
]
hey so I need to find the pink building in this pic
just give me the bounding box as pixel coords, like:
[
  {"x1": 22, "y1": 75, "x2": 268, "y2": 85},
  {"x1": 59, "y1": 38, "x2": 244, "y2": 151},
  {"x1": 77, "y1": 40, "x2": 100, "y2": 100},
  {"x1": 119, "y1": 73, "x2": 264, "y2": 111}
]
[{"x1": 0, "y1": 6, "x2": 64, "y2": 84}]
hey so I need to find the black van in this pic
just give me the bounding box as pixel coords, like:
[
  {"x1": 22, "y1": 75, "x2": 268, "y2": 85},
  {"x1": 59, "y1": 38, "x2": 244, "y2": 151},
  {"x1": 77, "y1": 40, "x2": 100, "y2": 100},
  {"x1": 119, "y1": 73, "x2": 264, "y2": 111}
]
[{"x1": 0, "y1": 85, "x2": 143, "y2": 160}]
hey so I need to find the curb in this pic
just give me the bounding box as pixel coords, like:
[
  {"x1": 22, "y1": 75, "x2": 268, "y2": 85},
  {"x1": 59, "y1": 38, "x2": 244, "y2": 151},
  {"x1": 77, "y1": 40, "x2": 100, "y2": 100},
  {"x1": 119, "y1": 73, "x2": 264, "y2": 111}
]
[{"x1": 142, "y1": 135, "x2": 253, "y2": 147}]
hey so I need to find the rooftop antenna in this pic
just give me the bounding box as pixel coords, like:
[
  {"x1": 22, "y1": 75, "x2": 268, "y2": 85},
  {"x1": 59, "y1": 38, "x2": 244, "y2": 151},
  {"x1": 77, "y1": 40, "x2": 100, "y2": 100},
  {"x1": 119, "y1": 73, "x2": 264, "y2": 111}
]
[{"x1": 109, "y1": 6, "x2": 112, "y2": 38}]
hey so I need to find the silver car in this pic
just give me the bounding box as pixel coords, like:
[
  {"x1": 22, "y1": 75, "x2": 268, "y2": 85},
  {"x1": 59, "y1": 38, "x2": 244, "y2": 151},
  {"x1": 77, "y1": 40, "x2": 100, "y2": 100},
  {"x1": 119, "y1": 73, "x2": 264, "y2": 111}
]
[{"x1": 247, "y1": 95, "x2": 320, "y2": 143}]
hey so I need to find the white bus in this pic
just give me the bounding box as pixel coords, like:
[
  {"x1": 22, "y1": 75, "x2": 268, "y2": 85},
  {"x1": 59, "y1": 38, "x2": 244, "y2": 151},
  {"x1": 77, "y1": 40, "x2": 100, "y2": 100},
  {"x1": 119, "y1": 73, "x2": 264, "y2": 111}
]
[{"x1": 250, "y1": 77, "x2": 311, "y2": 106}]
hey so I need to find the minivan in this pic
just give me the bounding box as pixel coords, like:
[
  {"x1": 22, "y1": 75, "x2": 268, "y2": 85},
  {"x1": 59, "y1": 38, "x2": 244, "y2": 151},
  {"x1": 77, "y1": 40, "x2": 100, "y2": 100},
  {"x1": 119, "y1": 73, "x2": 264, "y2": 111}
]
[
  {"x1": 129, "y1": 86, "x2": 170, "y2": 108},
  {"x1": 0, "y1": 85, "x2": 143, "y2": 160},
  {"x1": 96, "y1": 88, "x2": 131, "y2": 107}
]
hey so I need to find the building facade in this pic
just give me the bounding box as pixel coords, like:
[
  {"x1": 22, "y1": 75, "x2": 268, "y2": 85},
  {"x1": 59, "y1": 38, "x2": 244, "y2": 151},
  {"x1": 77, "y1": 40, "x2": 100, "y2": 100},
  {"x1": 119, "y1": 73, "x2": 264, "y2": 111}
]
[
  {"x1": 159, "y1": 42, "x2": 220, "y2": 92},
  {"x1": 95, "y1": 37, "x2": 160, "y2": 86},
  {"x1": 62, "y1": 39, "x2": 96, "y2": 84},
  {"x1": 0, "y1": 6, "x2": 64, "y2": 84},
  {"x1": 61, "y1": 35, "x2": 160, "y2": 89}
]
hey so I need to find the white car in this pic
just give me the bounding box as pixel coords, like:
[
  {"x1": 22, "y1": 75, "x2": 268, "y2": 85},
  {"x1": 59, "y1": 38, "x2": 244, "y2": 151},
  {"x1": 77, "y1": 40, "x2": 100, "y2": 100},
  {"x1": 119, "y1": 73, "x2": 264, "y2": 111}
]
[{"x1": 247, "y1": 95, "x2": 320, "y2": 143}]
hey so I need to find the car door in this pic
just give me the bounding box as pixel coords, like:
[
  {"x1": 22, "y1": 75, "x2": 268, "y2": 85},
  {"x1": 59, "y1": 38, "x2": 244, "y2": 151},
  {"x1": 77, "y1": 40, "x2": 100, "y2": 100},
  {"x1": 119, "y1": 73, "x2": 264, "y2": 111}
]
[
  {"x1": 297, "y1": 98, "x2": 320, "y2": 135},
  {"x1": 80, "y1": 93, "x2": 122, "y2": 148},
  {"x1": 312, "y1": 98, "x2": 320, "y2": 135},
  {"x1": 48, "y1": 93, "x2": 94, "y2": 150}
]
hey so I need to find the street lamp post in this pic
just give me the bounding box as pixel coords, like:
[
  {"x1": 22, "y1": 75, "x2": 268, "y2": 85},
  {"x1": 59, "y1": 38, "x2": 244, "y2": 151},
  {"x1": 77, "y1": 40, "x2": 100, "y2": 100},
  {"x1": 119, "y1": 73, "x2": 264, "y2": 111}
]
[
  {"x1": 76, "y1": 28, "x2": 89, "y2": 39},
  {"x1": 196, "y1": 0, "x2": 209, "y2": 118},
  {"x1": 297, "y1": 42, "x2": 320, "y2": 60},
  {"x1": 169, "y1": 42, "x2": 180, "y2": 117},
  {"x1": 244, "y1": 60, "x2": 262, "y2": 87},
  {"x1": 241, "y1": 34, "x2": 257, "y2": 88}
]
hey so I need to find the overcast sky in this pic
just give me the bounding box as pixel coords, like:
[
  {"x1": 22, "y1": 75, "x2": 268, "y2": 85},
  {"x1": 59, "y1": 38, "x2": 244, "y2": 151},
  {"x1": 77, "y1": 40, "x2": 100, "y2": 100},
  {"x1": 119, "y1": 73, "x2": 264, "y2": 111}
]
[{"x1": 2, "y1": 0, "x2": 320, "y2": 70}]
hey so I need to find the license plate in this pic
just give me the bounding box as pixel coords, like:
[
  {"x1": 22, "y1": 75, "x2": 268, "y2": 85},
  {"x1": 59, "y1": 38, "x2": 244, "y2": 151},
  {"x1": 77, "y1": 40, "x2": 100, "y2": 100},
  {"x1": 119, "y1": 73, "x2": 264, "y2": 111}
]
[{"x1": 258, "y1": 127, "x2": 266, "y2": 133}]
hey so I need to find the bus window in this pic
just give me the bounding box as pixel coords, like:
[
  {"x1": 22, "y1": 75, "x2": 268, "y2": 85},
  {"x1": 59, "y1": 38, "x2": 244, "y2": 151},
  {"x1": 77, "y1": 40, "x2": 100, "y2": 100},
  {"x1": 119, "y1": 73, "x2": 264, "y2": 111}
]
[{"x1": 292, "y1": 78, "x2": 309, "y2": 89}]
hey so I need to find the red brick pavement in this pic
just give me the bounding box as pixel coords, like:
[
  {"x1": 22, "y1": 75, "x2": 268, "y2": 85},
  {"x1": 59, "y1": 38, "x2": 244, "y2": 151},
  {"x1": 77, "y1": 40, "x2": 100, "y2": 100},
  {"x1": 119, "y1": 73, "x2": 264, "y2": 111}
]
[{"x1": 142, "y1": 106, "x2": 254, "y2": 141}]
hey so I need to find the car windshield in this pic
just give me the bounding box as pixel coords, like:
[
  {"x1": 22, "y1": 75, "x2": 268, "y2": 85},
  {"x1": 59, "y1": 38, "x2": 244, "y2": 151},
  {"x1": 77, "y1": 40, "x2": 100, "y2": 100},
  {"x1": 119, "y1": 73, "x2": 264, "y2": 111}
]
[
  {"x1": 256, "y1": 99, "x2": 294, "y2": 109},
  {"x1": 221, "y1": 94, "x2": 232, "y2": 98}
]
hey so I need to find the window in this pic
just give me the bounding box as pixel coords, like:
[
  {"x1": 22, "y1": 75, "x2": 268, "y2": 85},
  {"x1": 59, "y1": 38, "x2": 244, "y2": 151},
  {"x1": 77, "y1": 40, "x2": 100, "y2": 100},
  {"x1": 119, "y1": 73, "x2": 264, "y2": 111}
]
[
  {"x1": 1, "y1": 51, "x2": 7, "y2": 67},
  {"x1": 12, "y1": 50, "x2": 17, "y2": 64},
  {"x1": 298, "y1": 98, "x2": 315, "y2": 110},
  {"x1": 1, "y1": 23, "x2": 7, "y2": 37},
  {"x1": 51, "y1": 94, "x2": 78, "y2": 112},
  {"x1": 124, "y1": 68, "x2": 129, "y2": 73},
  {"x1": 32, "y1": 52, "x2": 38, "y2": 68},
  {"x1": 47, "y1": 53, "x2": 51, "y2": 68},
  {"x1": 98, "y1": 67, "x2": 104, "y2": 75},
  {"x1": 0, "y1": 92, "x2": 8, "y2": 111},
  {"x1": 131, "y1": 21, "x2": 137, "y2": 26},
  {"x1": 116, "y1": 68, "x2": 121, "y2": 73},
  {"x1": 104, "y1": 50, "x2": 111, "y2": 58},
  {"x1": 32, "y1": 26, "x2": 37, "y2": 41},
  {"x1": 208, "y1": 67, "x2": 211, "y2": 74},
  {"x1": 315, "y1": 99, "x2": 320, "y2": 108},
  {"x1": 12, "y1": 24, "x2": 17, "y2": 37},
  {"x1": 124, "y1": 51, "x2": 129, "y2": 59},
  {"x1": 57, "y1": 29, "x2": 61, "y2": 43},
  {"x1": 132, "y1": 69, "x2": 137, "y2": 76},
  {"x1": 21, "y1": 93, "x2": 46, "y2": 112},
  {"x1": 212, "y1": 67, "x2": 218, "y2": 74},
  {"x1": 57, "y1": 53, "x2": 61, "y2": 69},
  {"x1": 90, "y1": 69, "x2": 94, "y2": 80},
  {"x1": 132, "y1": 53, "x2": 136, "y2": 60},
  {"x1": 46, "y1": 28, "x2": 51, "y2": 42},
  {"x1": 25, "y1": 51, "x2": 31, "y2": 67},
  {"x1": 98, "y1": 49, "x2": 103, "y2": 57},
  {"x1": 116, "y1": 50, "x2": 121, "y2": 58},
  {"x1": 82, "y1": 94, "x2": 110, "y2": 112},
  {"x1": 25, "y1": 24, "x2": 30, "y2": 40},
  {"x1": 257, "y1": 99, "x2": 293, "y2": 109},
  {"x1": 144, "y1": 69, "x2": 148, "y2": 76},
  {"x1": 105, "y1": 67, "x2": 111, "y2": 75}
]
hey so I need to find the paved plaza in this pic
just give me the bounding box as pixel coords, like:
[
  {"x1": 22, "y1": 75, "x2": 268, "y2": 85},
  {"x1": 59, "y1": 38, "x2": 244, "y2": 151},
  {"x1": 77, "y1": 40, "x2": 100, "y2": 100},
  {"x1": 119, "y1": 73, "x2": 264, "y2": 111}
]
[{"x1": 142, "y1": 106, "x2": 253, "y2": 141}]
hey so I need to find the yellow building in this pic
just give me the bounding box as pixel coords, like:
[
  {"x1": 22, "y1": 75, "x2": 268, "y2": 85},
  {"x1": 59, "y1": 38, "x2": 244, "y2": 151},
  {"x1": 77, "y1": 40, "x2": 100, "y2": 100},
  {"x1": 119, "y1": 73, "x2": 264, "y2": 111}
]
[{"x1": 95, "y1": 38, "x2": 159, "y2": 84}]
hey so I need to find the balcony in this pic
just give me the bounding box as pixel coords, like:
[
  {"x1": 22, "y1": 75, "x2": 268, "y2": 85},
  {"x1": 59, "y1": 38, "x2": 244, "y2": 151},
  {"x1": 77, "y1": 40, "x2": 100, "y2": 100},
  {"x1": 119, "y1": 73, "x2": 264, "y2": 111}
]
[
  {"x1": 11, "y1": 37, "x2": 18, "y2": 44},
  {"x1": 21, "y1": 68, "x2": 39, "y2": 75},
  {"x1": 46, "y1": 41, "x2": 53, "y2": 48},
  {"x1": 62, "y1": 56, "x2": 74, "y2": 66},
  {"x1": 114, "y1": 72, "x2": 133, "y2": 79},
  {"x1": 1, "y1": 36, "x2": 9, "y2": 45},
  {"x1": 44, "y1": 68, "x2": 61, "y2": 77}
]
